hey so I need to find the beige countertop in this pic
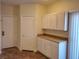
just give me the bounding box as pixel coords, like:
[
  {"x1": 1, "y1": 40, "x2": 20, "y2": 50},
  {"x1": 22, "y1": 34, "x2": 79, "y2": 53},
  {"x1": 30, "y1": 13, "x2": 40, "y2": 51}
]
[{"x1": 37, "y1": 34, "x2": 67, "y2": 43}]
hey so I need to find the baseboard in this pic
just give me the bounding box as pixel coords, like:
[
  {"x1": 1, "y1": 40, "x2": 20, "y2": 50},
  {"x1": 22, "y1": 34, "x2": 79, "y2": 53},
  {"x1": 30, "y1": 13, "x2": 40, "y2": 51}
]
[
  {"x1": 37, "y1": 51, "x2": 49, "y2": 58},
  {"x1": 17, "y1": 46, "x2": 37, "y2": 52},
  {"x1": 0, "y1": 50, "x2": 1, "y2": 54},
  {"x1": 20, "y1": 49, "x2": 37, "y2": 52},
  {"x1": 2, "y1": 46, "x2": 17, "y2": 50},
  {"x1": 33, "y1": 49, "x2": 37, "y2": 52}
]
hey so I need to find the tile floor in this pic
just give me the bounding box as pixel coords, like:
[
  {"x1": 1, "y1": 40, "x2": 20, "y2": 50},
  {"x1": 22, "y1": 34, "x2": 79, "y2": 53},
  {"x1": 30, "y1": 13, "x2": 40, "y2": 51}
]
[{"x1": 0, "y1": 47, "x2": 49, "y2": 59}]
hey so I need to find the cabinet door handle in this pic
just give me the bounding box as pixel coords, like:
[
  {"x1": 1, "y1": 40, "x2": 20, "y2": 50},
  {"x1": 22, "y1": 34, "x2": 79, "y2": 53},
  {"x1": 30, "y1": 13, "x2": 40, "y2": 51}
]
[{"x1": 2, "y1": 31, "x2": 5, "y2": 36}]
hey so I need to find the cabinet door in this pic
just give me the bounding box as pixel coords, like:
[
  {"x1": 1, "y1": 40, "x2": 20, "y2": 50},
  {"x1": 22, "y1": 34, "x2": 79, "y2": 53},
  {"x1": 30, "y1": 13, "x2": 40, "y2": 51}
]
[
  {"x1": 37, "y1": 37, "x2": 43, "y2": 53},
  {"x1": 50, "y1": 14, "x2": 57, "y2": 30},
  {"x1": 43, "y1": 14, "x2": 51, "y2": 29},
  {"x1": 51, "y1": 42, "x2": 58, "y2": 59},
  {"x1": 43, "y1": 14, "x2": 57, "y2": 30},
  {"x1": 56, "y1": 12, "x2": 68, "y2": 31},
  {"x1": 37, "y1": 38, "x2": 52, "y2": 58},
  {"x1": 37, "y1": 37, "x2": 45, "y2": 54},
  {"x1": 21, "y1": 17, "x2": 36, "y2": 51},
  {"x1": 44, "y1": 39, "x2": 52, "y2": 58}
]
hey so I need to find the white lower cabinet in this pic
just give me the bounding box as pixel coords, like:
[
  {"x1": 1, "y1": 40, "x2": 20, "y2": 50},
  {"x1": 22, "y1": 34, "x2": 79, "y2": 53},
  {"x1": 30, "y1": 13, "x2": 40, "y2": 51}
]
[
  {"x1": 51, "y1": 41, "x2": 58, "y2": 59},
  {"x1": 37, "y1": 37, "x2": 44, "y2": 54},
  {"x1": 37, "y1": 37, "x2": 67, "y2": 59},
  {"x1": 37, "y1": 37, "x2": 51, "y2": 58},
  {"x1": 44, "y1": 39, "x2": 52, "y2": 58}
]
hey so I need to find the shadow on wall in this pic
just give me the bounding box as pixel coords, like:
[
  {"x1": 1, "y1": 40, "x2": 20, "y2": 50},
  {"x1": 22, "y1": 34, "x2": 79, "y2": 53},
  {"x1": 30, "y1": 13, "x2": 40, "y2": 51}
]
[{"x1": 43, "y1": 29, "x2": 68, "y2": 38}]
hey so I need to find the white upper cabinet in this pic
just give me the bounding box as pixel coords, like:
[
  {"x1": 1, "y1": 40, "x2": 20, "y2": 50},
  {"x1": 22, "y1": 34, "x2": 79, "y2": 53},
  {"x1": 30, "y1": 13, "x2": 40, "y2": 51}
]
[
  {"x1": 56, "y1": 12, "x2": 68, "y2": 31},
  {"x1": 42, "y1": 12, "x2": 68, "y2": 31},
  {"x1": 43, "y1": 13, "x2": 57, "y2": 30},
  {"x1": 43, "y1": 14, "x2": 50, "y2": 29},
  {"x1": 50, "y1": 14, "x2": 57, "y2": 30}
]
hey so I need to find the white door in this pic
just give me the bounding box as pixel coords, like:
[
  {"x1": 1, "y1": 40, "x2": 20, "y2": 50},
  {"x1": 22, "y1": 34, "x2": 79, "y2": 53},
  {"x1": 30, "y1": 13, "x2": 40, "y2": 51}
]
[
  {"x1": 21, "y1": 16, "x2": 36, "y2": 51},
  {"x1": 2, "y1": 16, "x2": 14, "y2": 48}
]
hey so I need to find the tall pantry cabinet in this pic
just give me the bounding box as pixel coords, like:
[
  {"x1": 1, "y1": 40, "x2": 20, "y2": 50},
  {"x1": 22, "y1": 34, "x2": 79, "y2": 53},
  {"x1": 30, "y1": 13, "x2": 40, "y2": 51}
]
[
  {"x1": 19, "y1": 4, "x2": 46, "y2": 51},
  {"x1": 19, "y1": 4, "x2": 37, "y2": 51}
]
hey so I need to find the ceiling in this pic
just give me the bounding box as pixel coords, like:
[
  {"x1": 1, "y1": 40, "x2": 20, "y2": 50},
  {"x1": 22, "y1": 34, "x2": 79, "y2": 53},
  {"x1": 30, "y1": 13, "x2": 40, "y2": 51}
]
[{"x1": 1, "y1": 0, "x2": 58, "y2": 5}]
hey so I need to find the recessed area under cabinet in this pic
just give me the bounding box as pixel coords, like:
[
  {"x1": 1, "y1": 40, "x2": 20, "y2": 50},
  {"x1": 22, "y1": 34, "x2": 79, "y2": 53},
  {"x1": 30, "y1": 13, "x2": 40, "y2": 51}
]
[
  {"x1": 42, "y1": 12, "x2": 68, "y2": 31},
  {"x1": 37, "y1": 35, "x2": 67, "y2": 59}
]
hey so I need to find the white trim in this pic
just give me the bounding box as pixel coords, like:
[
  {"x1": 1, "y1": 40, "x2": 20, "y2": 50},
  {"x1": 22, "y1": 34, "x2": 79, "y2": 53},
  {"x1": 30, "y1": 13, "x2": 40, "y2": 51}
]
[
  {"x1": 69, "y1": 12, "x2": 79, "y2": 59},
  {"x1": 0, "y1": 50, "x2": 1, "y2": 54}
]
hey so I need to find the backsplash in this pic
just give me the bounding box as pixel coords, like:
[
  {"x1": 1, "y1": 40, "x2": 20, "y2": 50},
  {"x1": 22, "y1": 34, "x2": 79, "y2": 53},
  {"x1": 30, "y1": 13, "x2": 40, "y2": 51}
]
[{"x1": 43, "y1": 29, "x2": 68, "y2": 38}]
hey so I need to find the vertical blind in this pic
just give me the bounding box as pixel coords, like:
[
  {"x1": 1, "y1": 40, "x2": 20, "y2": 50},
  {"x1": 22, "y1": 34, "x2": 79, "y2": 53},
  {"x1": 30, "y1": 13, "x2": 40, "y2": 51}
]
[{"x1": 69, "y1": 11, "x2": 79, "y2": 59}]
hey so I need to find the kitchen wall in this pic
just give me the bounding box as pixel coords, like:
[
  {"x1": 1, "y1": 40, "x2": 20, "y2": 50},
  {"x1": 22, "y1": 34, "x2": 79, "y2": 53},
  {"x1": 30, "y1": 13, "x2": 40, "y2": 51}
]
[
  {"x1": 35, "y1": 4, "x2": 48, "y2": 34},
  {"x1": 43, "y1": 29, "x2": 68, "y2": 38},
  {"x1": 48, "y1": 0, "x2": 79, "y2": 13},
  {"x1": 20, "y1": 4, "x2": 37, "y2": 17},
  {"x1": 13, "y1": 6, "x2": 20, "y2": 48},
  {"x1": 2, "y1": 4, "x2": 14, "y2": 16}
]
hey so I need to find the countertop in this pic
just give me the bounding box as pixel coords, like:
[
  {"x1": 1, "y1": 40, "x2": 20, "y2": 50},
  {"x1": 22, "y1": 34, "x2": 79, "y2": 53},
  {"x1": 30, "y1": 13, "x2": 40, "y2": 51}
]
[{"x1": 37, "y1": 34, "x2": 67, "y2": 43}]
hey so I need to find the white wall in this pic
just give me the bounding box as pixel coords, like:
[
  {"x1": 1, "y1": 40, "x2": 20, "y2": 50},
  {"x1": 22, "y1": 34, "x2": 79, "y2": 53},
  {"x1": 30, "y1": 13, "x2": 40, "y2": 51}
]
[
  {"x1": 13, "y1": 6, "x2": 20, "y2": 48},
  {"x1": 20, "y1": 4, "x2": 36, "y2": 16},
  {"x1": 48, "y1": 0, "x2": 79, "y2": 14},
  {"x1": 2, "y1": 4, "x2": 14, "y2": 16},
  {"x1": 35, "y1": 4, "x2": 48, "y2": 34}
]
